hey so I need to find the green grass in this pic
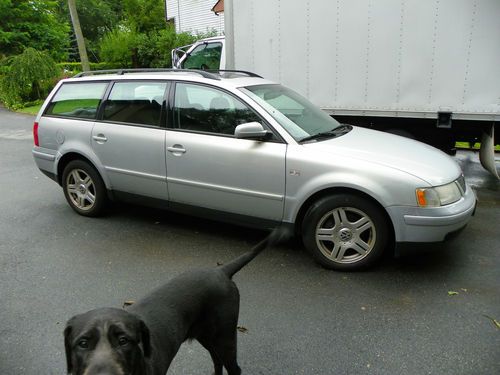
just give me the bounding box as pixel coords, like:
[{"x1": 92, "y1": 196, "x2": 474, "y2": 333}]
[
  {"x1": 16, "y1": 104, "x2": 42, "y2": 115},
  {"x1": 50, "y1": 99, "x2": 99, "y2": 114},
  {"x1": 456, "y1": 142, "x2": 500, "y2": 152},
  {"x1": 15, "y1": 99, "x2": 99, "y2": 116}
]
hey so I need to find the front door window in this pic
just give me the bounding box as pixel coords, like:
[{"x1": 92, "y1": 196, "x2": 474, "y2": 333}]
[{"x1": 173, "y1": 83, "x2": 263, "y2": 135}]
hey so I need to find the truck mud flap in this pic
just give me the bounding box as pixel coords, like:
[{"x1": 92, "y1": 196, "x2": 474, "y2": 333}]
[{"x1": 479, "y1": 123, "x2": 499, "y2": 179}]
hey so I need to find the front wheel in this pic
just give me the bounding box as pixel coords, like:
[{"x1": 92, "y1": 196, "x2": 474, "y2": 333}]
[
  {"x1": 62, "y1": 160, "x2": 107, "y2": 217},
  {"x1": 302, "y1": 194, "x2": 389, "y2": 271}
]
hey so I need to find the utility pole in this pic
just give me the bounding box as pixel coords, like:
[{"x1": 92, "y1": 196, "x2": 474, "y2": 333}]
[{"x1": 67, "y1": 0, "x2": 90, "y2": 72}]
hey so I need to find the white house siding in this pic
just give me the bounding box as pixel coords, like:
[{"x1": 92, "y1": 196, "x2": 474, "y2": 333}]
[{"x1": 166, "y1": 0, "x2": 224, "y2": 35}]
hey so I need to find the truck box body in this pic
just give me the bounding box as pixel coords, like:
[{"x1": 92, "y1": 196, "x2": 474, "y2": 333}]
[{"x1": 226, "y1": 0, "x2": 500, "y2": 122}]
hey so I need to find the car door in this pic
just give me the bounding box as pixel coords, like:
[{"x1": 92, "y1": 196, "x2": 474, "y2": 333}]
[
  {"x1": 166, "y1": 82, "x2": 287, "y2": 221},
  {"x1": 91, "y1": 80, "x2": 169, "y2": 200}
]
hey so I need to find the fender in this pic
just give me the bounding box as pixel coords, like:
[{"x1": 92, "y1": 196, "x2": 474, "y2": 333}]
[{"x1": 283, "y1": 161, "x2": 427, "y2": 225}]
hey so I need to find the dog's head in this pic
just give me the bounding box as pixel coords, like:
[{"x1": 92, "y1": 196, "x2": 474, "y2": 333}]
[{"x1": 64, "y1": 308, "x2": 151, "y2": 375}]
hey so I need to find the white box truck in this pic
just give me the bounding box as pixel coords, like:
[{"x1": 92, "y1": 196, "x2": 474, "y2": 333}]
[{"x1": 172, "y1": 0, "x2": 499, "y2": 177}]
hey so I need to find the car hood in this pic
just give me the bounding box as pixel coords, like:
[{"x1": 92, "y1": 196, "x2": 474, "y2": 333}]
[{"x1": 303, "y1": 126, "x2": 461, "y2": 186}]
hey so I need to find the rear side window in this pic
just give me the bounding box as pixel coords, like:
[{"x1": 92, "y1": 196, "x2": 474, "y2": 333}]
[
  {"x1": 45, "y1": 82, "x2": 107, "y2": 119},
  {"x1": 102, "y1": 81, "x2": 167, "y2": 127}
]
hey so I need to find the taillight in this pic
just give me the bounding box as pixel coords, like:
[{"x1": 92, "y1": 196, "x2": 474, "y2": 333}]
[{"x1": 33, "y1": 122, "x2": 39, "y2": 146}]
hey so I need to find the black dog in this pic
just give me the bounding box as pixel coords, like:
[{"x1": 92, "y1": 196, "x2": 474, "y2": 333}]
[{"x1": 64, "y1": 228, "x2": 287, "y2": 375}]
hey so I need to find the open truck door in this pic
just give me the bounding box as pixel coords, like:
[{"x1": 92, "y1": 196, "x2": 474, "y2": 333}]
[{"x1": 171, "y1": 37, "x2": 225, "y2": 70}]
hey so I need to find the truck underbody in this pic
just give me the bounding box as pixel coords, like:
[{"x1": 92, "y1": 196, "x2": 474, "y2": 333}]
[{"x1": 333, "y1": 116, "x2": 498, "y2": 154}]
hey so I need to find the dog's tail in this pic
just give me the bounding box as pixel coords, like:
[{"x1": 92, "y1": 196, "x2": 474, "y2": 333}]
[{"x1": 220, "y1": 227, "x2": 290, "y2": 278}]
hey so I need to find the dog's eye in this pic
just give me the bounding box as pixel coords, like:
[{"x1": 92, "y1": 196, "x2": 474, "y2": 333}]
[
  {"x1": 118, "y1": 337, "x2": 129, "y2": 346},
  {"x1": 77, "y1": 339, "x2": 89, "y2": 349}
]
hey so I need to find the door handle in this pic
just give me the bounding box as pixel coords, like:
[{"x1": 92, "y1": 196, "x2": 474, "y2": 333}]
[
  {"x1": 92, "y1": 134, "x2": 107, "y2": 143},
  {"x1": 167, "y1": 145, "x2": 186, "y2": 154}
]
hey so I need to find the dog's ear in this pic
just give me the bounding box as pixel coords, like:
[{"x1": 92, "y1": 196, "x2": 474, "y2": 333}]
[
  {"x1": 139, "y1": 320, "x2": 151, "y2": 358},
  {"x1": 63, "y1": 325, "x2": 73, "y2": 374}
]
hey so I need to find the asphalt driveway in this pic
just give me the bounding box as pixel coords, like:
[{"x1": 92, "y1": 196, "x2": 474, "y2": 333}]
[{"x1": 0, "y1": 107, "x2": 498, "y2": 374}]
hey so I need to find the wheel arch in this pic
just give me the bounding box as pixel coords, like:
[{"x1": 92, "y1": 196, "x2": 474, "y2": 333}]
[
  {"x1": 57, "y1": 152, "x2": 109, "y2": 190},
  {"x1": 293, "y1": 187, "x2": 395, "y2": 246}
]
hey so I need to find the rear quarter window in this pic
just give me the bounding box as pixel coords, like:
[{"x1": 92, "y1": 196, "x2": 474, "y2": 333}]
[{"x1": 45, "y1": 82, "x2": 108, "y2": 119}]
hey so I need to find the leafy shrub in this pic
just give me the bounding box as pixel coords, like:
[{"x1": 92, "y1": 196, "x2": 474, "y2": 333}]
[
  {"x1": 98, "y1": 25, "x2": 218, "y2": 68},
  {"x1": 56, "y1": 62, "x2": 123, "y2": 75},
  {"x1": 0, "y1": 48, "x2": 61, "y2": 109},
  {"x1": 99, "y1": 28, "x2": 139, "y2": 68},
  {"x1": 0, "y1": 65, "x2": 10, "y2": 75}
]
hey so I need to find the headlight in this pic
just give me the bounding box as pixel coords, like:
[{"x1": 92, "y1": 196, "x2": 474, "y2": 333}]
[{"x1": 416, "y1": 179, "x2": 464, "y2": 207}]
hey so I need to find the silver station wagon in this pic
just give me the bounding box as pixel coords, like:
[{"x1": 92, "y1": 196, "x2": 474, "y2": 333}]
[{"x1": 33, "y1": 69, "x2": 476, "y2": 270}]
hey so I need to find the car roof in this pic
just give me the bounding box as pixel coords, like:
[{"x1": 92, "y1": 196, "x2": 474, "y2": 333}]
[{"x1": 62, "y1": 69, "x2": 276, "y2": 90}]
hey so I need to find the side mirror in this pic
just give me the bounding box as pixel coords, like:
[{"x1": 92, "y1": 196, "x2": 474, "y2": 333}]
[
  {"x1": 234, "y1": 122, "x2": 271, "y2": 140},
  {"x1": 171, "y1": 48, "x2": 181, "y2": 68}
]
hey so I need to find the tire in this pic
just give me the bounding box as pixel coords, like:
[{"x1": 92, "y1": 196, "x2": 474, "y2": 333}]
[
  {"x1": 302, "y1": 194, "x2": 389, "y2": 271},
  {"x1": 62, "y1": 160, "x2": 107, "y2": 217}
]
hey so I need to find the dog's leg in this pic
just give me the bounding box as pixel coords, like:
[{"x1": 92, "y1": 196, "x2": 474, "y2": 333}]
[
  {"x1": 209, "y1": 352, "x2": 224, "y2": 375},
  {"x1": 198, "y1": 337, "x2": 224, "y2": 375},
  {"x1": 214, "y1": 335, "x2": 241, "y2": 375}
]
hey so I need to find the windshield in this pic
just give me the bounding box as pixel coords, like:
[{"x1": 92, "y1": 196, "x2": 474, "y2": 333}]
[{"x1": 241, "y1": 84, "x2": 342, "y2": 141}]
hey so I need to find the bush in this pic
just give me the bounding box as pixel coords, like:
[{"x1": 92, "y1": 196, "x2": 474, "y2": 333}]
[
  {"x1": 0, "y1": 65, "x2": 10, "y2": 75},
  {"x1": 56, "y1": 62, "x2": 123, "y2": 75},
  {"x1": 98, "y1": 25, "x2": 217, "y2": 68},
  {"x1": 99, "y1": 28, "x2": 139, "y2": 68},
  {"x1": 0, "y1": 48, "x2": 61, "y2": 109}
]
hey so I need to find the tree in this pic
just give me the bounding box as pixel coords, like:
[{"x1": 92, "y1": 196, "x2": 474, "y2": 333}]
[
  {"x1": 98, "y1": 0, "x2": 170, "y2": 68},
  {"x1": 56, "y1": 0, "x2": 125, "y2": 60},
  {"x1": 99, "y1": 28, "x2": 139, "y2": 68},
  {"x1": 123, "y1": 0, "x2": 166, "y2": 33},
  {"x1": 98, "y1": 0, "x2": 216, "y2": 69},
  {"x1": 0, "y1": 0, "x2": 69, "y2": 60},
  {"x1": 0, "y1": 48, "x2": 60, "y2": 108},
  {"x1": 67, "y1": 0, "x2": 90, "y2": 71}
]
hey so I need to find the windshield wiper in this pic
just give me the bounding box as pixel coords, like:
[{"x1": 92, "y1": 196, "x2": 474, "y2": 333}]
[{"x1": 299, "y1": 124, "x2": 352, "y2": 143}]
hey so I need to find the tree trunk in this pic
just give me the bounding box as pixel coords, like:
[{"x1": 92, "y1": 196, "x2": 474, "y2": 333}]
[{"x1": 67, "y1": 0, "x2": 90, "y2": 72}]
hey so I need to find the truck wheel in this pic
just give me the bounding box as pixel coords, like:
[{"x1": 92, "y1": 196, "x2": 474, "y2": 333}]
[
  {"x1": 62, "y1": 160, "x2": 107, "y2": 217},
  {"x1": 302, "y1": 194, "x2": 388, "y2": 271}
]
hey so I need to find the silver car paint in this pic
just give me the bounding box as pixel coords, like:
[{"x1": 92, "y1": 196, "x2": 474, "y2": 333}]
[
  {"x1": 91, "y1": 122, "x2": 168, "y2": 200},
  {"x1": 36, "y1": 116, "x2": 99, "y2": 179},
  {"x1": 387, "y1": 184, "x2": 476, "y2": 242},
  {"x1": 33, "y1": 72, "x2": 476, "y2": 245},
  {"x1": 165, "y1": 130, "x2": 287, "y2": 220},
  {"x1": 308, "y1": 127, "x2": 462, "y2": 186}
]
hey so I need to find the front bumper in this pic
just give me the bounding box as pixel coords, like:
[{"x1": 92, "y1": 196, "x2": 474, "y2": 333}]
[{"x1": 387, "y1": 184, "x2": 477, "y2": 243}]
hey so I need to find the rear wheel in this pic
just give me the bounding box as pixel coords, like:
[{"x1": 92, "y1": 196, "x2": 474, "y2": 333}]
[
  {"x1": 302, "y1": 194, "x2": 389, "y2": 270},
  {"x1": 62, "y1": 160, "x2": 107, "y2": 217}
]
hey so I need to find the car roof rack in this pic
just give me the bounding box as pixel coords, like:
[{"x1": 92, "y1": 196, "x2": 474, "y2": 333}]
[
  {"x1": 73, "y1": 68, "x2": 221, "y2": 80},
  {"x1": 207, "y1": 69, "x2": 263, "y2": 78}
]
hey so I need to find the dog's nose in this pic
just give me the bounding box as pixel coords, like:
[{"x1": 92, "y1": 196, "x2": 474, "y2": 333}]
[{"x1": 84, "y1": 362, "x2": 124, "y2": 375}]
